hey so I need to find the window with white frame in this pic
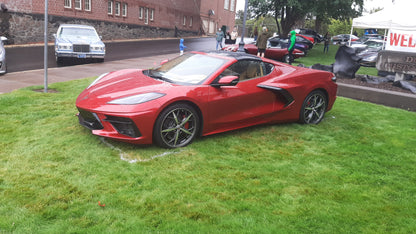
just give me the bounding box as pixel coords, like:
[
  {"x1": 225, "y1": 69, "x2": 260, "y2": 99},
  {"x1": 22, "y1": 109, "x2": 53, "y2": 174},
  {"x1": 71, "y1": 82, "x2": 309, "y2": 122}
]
[
  {"x1": 224, "y1": 0, "x2": 229, "y2": 10},
  {"x1": 85, "y1": 0, "x2": 91, "y2": 11},
  {"x1": 144, "y1": 8, "x2": 149, "y2": 24},
  {"x1": 150, "y1": 9, "x2": 154, "y2": 21},
  {"x1": 230, "y1": 0, "x2": 235, "y2": 11},
  {"x1": 75, "y1": 0, "x2": 82, "y2": 10},
  {"x1": 108, "y1": 1, "x2": 113, "y2": 14},
  {"x1": 115, "y1": 2, "x2": 121, "y2": 16},
  {"x1": 189, "y1": 17, "x2": 193, "y2": 27},
  {"x1": 122, "y1": 3, "x2": 127, "y2": 17},
  {"x1": 64, "y1": 0, "x2": 71, "y2": 8},
  {"x1": 183, "y1": 16, "x2": 186, "y2": 26},
  {"x1": 139, "y1": 7, "x2": 143, "y2": 19}
]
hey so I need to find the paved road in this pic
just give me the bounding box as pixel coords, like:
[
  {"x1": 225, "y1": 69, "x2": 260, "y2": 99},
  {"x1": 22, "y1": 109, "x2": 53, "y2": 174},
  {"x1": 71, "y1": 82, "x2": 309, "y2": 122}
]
[
  {"x1": 0, "y1": 53, "x2": 178, "y2": 94},
  {"x1": 5, "y1": 37, "x2": 216, "y2": 73}
]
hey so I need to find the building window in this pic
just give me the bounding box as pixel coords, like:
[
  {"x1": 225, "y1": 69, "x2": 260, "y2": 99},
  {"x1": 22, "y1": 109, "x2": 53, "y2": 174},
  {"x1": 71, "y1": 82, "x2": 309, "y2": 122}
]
[
  {"x1": 183, "y1": 16, "x2": 186, "y2": 26},
  {"x1": 122, "y1": 3, "x2": 127, "y2": 17},
  {"x1": 139, "y1": 7, "x2": 143, "y2": 19},
  {"x1": 64, "y1": 0, "x2": 71, "y2": 8},
  {"x1": 144, "y1": 8, "x2": 149, "y2": 24},
  {"x1": 108, "y1": 1, "x2": 113, "y2": 14},
  {"x1": 224, "y1": 0, "x2": 229, "y2": 10},
  {"x1": 115, "y1": 2, "x2": 121, "y2": 16},
  {"x1": 150, "y1": 9, "x2": 154, "y2": 21},
  {"x1": 189, "y1": 17, "x2": 193, "y2": 27},
  {"x1": 75, "y1": 0, "x2": 82, "y2": 10},
  {"x1": 85, "y1": 0, "x2": 91, "y2": 11},
  {"x1": 230, "y1": 0, "x2": 235, "y2": 11}
]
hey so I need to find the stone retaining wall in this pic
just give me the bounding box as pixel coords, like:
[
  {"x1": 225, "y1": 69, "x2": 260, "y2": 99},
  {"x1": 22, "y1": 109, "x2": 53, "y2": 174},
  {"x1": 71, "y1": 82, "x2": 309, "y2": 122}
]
[{"x1": 2, "y1": 12, "x2": 198, "y2": 44}]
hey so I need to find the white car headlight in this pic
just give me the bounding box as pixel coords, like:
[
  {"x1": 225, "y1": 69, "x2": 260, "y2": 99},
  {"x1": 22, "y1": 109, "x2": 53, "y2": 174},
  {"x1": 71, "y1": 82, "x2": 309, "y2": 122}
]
[
  {"x1": 57, "y1": 43, "x2": 72, "y2": 50},
  {"x1": 108, "y1": 92, "x2": 166, "y2": 105},
  {"x1": 87, "y1": 72, "x2": 109, "y2": 89}
]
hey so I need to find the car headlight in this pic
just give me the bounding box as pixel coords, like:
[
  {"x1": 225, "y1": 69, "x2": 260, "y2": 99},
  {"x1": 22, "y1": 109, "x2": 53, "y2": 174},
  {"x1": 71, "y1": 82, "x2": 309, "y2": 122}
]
[
  {"x1": 91, "y1": 45, "x2": 105, "y2": 51},
  {"x1": 108, "y1": 92, "x2": 166, "y2": 105},
  {"x1": 87, "y1": 72, "x2": 109, "y2": 89},
  {"x1": 57, "y1": 43, "x2": 72, "y2": 50}
]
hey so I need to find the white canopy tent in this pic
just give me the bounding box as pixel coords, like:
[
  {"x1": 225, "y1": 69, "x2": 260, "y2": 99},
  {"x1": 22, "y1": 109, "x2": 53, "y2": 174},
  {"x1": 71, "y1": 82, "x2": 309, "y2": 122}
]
[{"x1": 351, "y1": 0, "x2": 416, "y2": 32}]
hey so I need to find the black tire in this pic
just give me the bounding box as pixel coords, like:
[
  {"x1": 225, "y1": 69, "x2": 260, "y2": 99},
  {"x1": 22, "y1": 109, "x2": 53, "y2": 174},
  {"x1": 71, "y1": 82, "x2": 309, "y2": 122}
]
[
  {"x1": 283, "y1": 54, "x2": 290, "y2": 63},
  {"x1": 299, "y1": 90, "x2": 327, "y2": 124},
  {"x1": 153, "y1": 103, "x2": 200, "y2": 148},
  {"x1": 56, "y1": 56, "x2": 64, "y2": 65}
]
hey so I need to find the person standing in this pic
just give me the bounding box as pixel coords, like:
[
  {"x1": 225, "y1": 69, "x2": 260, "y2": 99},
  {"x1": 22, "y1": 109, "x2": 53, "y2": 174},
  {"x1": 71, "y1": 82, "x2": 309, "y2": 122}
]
[
  {"x1": 230, "y1": 26, "x2": 238, "y2": 44},
  {"x1": 323, "y1": 32, "x2": 330, "y2": 53},
  {"x1": 179, "y1": 38, "x2": 187, "y2": 56},
  {"x1": 256, "y1": 27, "x2": 269, "y2": 57},
  {"x1": 288, "y1": 30, "x2": 296, "y2": 65},
  {"x1": 253, "y1": 27, "x2": 258, "y2": 41},
  {"x1": 216, "y1": 28, "x2": 224, "y2": 50}
]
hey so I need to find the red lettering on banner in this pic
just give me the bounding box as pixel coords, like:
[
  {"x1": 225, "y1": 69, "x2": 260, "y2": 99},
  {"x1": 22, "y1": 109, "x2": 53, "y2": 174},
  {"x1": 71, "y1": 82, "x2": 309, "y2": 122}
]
[
  {"x1": 390, "y1": 33, "x2": 401, "y2": 46},
  {"x1": 410, "y1": 34, "x2": 416, "y2": 48},
  {"x1": 400, "y1": 34, "x2": 409, "y2": 47}
]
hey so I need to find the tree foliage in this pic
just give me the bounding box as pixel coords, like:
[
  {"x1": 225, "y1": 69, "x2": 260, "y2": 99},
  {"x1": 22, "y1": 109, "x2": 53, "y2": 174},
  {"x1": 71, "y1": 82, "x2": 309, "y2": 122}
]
[{"x1": 247, "y1": 0, "x2": 363, "y2": 36}]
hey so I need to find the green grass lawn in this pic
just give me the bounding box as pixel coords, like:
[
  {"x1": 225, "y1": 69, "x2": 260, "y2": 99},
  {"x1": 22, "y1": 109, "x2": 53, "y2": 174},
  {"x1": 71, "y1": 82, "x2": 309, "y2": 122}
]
[{"x1": 1, "y1": 67, "x2": 415, "y2": 232}]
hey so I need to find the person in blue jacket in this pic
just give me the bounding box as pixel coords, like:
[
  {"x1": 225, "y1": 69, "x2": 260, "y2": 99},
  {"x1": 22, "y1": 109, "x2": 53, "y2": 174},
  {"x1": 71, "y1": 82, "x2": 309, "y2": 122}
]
[
  {"x1": 179, "y1": 38, "x2": 187, "y2": 56},
  {"x1": 288, "y1": 30, "x2": 296, "y2": 65}
]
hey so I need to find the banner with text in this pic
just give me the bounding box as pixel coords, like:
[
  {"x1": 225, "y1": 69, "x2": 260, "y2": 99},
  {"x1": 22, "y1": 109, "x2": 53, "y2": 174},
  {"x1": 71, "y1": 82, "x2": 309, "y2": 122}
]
[{"x1": 387, "y1": 29, "x2": 416, "y2": 53}]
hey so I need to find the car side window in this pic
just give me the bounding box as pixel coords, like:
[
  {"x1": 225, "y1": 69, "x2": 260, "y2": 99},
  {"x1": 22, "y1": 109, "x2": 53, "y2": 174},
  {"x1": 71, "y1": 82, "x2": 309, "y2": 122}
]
[{"x1": 215, "y1": 60, "x2": 274, "y2": 84}]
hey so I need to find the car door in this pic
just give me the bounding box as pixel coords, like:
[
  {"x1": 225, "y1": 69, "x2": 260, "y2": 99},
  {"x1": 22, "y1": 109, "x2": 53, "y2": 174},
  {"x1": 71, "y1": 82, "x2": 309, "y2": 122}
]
[{"x1": 204, "y1": 60, "x2": 276, "y2": 133}]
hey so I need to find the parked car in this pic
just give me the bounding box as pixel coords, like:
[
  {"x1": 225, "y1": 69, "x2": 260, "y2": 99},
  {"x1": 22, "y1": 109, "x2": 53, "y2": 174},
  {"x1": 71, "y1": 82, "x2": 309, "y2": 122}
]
[
  {"x1": 0, "y1": 36, "x2": 7, "y2": 75},
  {"x1": 54, "y1": 24, "x2": 105, "y2": 64},
  {"x1": 331, "y1": 34, "x2": 359, "y2": 44},
  {"x1": 269, "y1": 36, "x2": 310, "y2": 55},
  {"x1": 357, "y1": 47, "x2": 384, "y2": 67},
  {"x1": 295, "y1": 28, "x2": 323, "y2": 43},
  {"x1": 351, "y1": 39, "x2": 384, "y2": 53},
  {"x1": 222, "y1": 41, "x2": 305, "y2": 63},
  {"x1": 76, "y1": 51, "x2": 337, "y2": 148}
]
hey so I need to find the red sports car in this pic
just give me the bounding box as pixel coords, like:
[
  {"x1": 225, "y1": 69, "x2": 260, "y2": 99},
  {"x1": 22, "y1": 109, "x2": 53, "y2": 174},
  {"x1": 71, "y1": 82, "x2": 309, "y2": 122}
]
[
  {"x1": 76, "y1": 51, "x2": 337, "y2": 148},
  {"x1": 222, "y1": 41, "x2": 304, "y2": 63}
]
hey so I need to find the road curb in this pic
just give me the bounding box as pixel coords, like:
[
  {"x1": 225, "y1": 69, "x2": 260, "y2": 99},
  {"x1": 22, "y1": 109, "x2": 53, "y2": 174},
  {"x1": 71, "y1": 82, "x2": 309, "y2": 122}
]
[{"x1": 337, "y1": 82, "x2": 416, "y2": 111}]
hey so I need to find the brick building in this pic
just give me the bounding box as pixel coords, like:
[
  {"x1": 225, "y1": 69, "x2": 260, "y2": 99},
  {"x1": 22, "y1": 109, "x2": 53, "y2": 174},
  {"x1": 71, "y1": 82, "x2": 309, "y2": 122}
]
[{"x1": 0, "y1": 0, "x2": 237, "y2": 44}]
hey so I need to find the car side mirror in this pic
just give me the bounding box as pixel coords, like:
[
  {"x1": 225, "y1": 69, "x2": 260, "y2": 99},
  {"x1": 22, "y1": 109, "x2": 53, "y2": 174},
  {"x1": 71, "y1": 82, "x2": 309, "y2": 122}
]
[{"x1": 212, "y1": 75, "x2": 239, "y2": 87}]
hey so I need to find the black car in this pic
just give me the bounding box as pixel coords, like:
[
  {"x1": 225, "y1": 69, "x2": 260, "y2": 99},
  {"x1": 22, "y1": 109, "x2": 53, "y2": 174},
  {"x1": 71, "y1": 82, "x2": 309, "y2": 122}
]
[{"x1": 295, "y1": 28, "x2": 323, "y2": 43}]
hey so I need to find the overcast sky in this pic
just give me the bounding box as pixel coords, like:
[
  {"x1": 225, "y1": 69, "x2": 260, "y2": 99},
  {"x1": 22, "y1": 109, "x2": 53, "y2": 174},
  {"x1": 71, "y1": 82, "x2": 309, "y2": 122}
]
[{"x1": 235, "y1": 0, "x2": 399, "y2": 14}]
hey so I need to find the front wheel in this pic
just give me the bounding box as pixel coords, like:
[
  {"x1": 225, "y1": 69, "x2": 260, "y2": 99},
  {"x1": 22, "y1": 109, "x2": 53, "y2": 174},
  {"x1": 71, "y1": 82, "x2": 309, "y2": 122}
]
[
  {"x1": 299, "y1": 90, "x2": 327, "y2": 124},
  {"x1": 153, "y1": 103, "x2": 200, "y2": 148}
]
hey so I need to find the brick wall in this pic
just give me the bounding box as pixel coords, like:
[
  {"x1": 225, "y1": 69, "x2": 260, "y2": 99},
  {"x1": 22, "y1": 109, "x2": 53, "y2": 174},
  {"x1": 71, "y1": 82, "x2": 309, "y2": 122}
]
[{"x1": 0, "y1": 0, "x2": 236, "y2": 44}]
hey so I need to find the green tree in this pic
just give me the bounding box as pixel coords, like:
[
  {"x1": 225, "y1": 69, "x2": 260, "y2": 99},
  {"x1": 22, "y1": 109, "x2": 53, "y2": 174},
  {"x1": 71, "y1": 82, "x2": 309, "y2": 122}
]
[{"x1": 247, "y1": 0, "x2": 363, "y2": 36}]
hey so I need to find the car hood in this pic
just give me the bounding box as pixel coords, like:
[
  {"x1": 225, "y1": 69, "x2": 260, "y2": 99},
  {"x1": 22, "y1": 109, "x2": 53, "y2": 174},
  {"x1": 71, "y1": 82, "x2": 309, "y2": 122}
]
[
  {"x1": 76, "y1": 69, "x2": 173, "y2": 109},
  {"x1": 56, "y1": 36, "x2": 104, "y2": 45}
]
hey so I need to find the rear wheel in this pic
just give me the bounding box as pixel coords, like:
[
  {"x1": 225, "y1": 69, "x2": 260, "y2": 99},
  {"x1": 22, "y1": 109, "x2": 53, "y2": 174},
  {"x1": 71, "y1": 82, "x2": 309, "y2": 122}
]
[
  {"x1": 283, "y1": 54, "x2": 290, "y2": 63},
  {"x1": 299, "y1": 90, "x2": 327, "y2": 124},
  {"x1": 153, "y1": 103, "x2": 200, "y2": 148}
]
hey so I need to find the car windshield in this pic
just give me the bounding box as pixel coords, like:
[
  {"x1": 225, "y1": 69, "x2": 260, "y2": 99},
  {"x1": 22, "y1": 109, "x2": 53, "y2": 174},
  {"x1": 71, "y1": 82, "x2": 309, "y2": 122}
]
[
  {"x1": 59, "y1": 27, "x2": 99, "y2": 40},
  {"x1": 146, "y1": 53, "x2": 227, "y2": 85}
]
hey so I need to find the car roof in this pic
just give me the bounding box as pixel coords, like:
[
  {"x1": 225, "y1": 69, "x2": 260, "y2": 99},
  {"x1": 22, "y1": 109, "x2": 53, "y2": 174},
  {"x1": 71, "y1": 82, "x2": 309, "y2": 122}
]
[{"x1": 197, "y1": 50, "x2": 262, "y2": 61}]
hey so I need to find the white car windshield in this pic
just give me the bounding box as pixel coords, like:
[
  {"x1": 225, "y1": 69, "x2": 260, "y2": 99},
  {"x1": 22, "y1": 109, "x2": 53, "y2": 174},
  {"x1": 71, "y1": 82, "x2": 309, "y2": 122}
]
[
  {"x1": 147, "y1": 54, "x2": 227, "y2": 85},
  {"x1": 59, "y1": 27, "x2": 99, "y2": 40}
]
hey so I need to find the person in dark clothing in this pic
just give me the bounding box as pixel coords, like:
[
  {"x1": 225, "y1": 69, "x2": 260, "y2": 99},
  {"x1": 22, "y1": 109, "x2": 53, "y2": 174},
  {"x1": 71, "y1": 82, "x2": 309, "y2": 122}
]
[
  {"x1": 323, "y1": 32, "x2": 330, "y2": 53},
  {"x1": 256, "y1": 27, "x2": 269, "y2": 57}
]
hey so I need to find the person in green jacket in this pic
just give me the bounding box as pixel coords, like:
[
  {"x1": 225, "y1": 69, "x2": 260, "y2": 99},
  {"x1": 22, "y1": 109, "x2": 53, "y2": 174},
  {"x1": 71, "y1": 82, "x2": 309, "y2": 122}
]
[{"x1": 288, "y1": 30, "x2": 296, "y2": 65}]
